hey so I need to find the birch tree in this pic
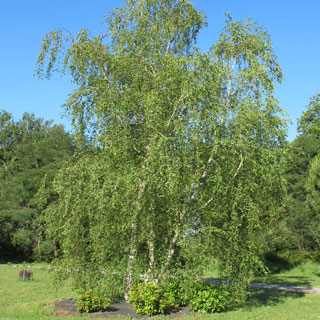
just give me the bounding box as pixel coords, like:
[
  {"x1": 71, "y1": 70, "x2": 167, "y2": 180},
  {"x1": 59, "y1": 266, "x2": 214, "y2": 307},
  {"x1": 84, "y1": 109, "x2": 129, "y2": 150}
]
[{"x1": 37, "y1": 0, "x2": 287, "y2": 302}]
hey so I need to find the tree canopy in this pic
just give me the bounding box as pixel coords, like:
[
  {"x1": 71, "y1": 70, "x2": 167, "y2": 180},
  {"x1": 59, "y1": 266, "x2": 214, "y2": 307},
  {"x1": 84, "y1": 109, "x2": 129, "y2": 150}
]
[
  {"x1": 37, "y1": 0, "x2": 287, "y2": 303},
  {"x1": 298, "y1": 93, "x2": 320, "y2": 137}
]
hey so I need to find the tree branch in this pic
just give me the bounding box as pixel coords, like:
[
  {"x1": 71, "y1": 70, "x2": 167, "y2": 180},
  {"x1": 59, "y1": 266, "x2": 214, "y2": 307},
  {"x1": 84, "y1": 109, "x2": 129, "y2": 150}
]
[
  {"x1": 166, "y1": 92, "x2": 184, "y2": 130},
  {"x1": 229, "y1": 153, "x2": 244, "y2": 183},
  {"x1": 165, "y1": 40, "x2": 171, "y2": 54}
]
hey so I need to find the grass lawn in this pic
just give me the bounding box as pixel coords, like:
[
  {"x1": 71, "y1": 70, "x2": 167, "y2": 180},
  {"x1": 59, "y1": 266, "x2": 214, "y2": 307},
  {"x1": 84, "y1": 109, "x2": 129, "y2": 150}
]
[
  {"x1": 0, "y1": 263, "x2": 77, "y2": 320},
  {"x1": 205, "y1": 261, "x2": 320, "y2": 287},
  {"x1": 1, "y1": 263, "x2": 320, "y2": 320},
  {"x1": 254, "y1": 263, "x2": 320, "y2": 288}
]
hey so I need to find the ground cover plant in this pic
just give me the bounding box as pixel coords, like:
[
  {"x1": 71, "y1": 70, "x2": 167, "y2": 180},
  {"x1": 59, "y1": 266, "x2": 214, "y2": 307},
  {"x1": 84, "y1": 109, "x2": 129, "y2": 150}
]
[
  {"x1": 186, "y1": 282, "x2": 229, "y2": 313},
  {"x1": 129, "y1": 282, "x2": 176, "y2": 315},
  {"x1": 76, "y1": 289, "x2": 110, "y2": 314},
  {"x1": 128, "y1": 280, "x2": 229, "y2": 316}
]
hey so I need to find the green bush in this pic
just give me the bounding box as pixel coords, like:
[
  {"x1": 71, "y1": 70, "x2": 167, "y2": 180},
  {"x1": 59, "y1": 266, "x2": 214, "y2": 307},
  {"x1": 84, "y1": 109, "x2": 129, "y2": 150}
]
[
  {"x1": 76, "y1": 290, "x2": 110, "y2": 313},
  {"x1": 129, "y1": 282, "x2": 175, "y2": 316},
  {"x1": 161, "y1": 279, "x2": 188, "y2": 307},
  {"x1": 188, "y1": 282, "x2": 229, "y2": 313}
]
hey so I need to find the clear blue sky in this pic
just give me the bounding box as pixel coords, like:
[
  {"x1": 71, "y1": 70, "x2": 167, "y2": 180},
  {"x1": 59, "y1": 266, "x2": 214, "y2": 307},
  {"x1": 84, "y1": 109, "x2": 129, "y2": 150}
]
[{"x1": 1, "y1": 0, "x2": 319, "y2": 141}]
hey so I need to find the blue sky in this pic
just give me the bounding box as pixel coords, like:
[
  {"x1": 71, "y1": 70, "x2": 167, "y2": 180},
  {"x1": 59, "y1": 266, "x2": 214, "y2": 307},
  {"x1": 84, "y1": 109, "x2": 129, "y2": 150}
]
[{"x1": 1, "y1": 0, "x2": 319, "y2": 141}]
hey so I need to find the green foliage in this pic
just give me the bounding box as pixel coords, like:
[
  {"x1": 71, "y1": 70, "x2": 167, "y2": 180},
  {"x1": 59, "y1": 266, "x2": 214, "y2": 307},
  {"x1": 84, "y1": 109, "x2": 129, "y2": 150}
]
[
  {"x1": 36, "y1": 0, "x2": 287, "y2": 305},
  {"x1": 161, "y1": 279, "x2": 187, "y2": 307},
  {"x1": 298, "y1": 93, "x2": 320, "y2": 137},
  {"x1": 305, "y1": 154, "x2": 320, "y2": 258},
  {"x1": 187, "y1": 282, "x2": 229, "y2": 313},
  {"x1": 129, "y1": 280, "x2": 229, "y2": 315},
  {"x1": 129, "y1": 282, "x2": 175, "y2": 316},
  {"x1": 306, "y1": 154, "x2": 320, "y2": 214},
  {"x1": 269, "y1": 107, "x2": 320, "y2": 261},
  {"x1": 76, "y1": 289, "x2": 110, "y2": 314},
  {"x1": 0, "y1": 110, "x2": 74, "y2": 260}
]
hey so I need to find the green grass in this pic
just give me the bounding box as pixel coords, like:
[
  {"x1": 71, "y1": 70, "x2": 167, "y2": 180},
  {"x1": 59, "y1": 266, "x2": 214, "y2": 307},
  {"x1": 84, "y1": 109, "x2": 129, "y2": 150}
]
[
  {"x1": 0, "y1": 263, "x2": 77, "y2": 320},
  {"x1": 1, "y1": 263, "x2": 320, "y2": 320},
  {"x1": 204, "y1": 262, "x2": 320, "y2": 287},
  {"x1": 254, "y1": 263, "x2": 320, "y2": 288},
  {"x1": 180, "y1": 292, "x2": 320, "y2": 320}
]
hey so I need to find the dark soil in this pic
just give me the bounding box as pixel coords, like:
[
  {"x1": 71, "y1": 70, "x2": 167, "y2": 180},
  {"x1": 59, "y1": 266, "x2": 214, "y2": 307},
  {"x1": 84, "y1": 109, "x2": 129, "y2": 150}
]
[{"x1": 50, "y1": 298, "x2": 199, "y2": 319}]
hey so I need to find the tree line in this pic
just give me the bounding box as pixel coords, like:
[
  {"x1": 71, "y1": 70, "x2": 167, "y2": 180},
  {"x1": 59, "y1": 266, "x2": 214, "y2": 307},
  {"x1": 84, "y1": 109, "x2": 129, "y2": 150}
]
[
  {"x1": 0, "y1": 111, "x2": 75, "y2": 261},
  {"x1": 1, "y1": 0, "x2": 319, "y2": 305}
]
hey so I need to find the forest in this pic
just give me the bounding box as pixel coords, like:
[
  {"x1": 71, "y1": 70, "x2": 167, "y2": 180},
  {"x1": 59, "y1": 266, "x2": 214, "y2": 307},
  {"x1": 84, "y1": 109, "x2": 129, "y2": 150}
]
[{"x1": 0, "y1": 0, "x2": 319, "y2": 314}]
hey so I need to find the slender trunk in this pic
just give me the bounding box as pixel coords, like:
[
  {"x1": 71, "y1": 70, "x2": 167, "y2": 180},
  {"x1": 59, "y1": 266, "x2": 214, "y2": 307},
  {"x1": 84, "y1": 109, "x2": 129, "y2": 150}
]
[
  {"x1": 124, "y1": 220, "x2": 138, "y2": 301},
  {"x1": 158, "y1": 229, "x2": 180, "y2": 281},
  {"x1": 159, "y1": 153, "x2": 215, "y2": 279},
  {"x1": 145, "y1": 230, "x2": 155, "y2": 283},
  {"x1": 124, "y1": 181, "x2": 146, "y2": 300}
]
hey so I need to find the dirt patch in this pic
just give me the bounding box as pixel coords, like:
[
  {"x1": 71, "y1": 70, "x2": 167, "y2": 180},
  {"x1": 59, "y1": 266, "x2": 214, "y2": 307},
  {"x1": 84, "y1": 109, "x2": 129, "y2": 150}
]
[{"x1": 50, "y1": 298, "x2": 199, "y2": 319}]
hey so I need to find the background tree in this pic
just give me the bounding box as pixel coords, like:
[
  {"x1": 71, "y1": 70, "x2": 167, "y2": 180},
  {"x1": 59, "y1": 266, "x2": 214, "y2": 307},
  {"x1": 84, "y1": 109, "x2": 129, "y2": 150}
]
[
  {"x1": 267, "y1": 94, "x2": 320, "y2": 263},
  {"x1": 37, "y1": 0, "x2": 287, "y2": 303},
  {"x1": 285, "y1": 93, "x2": 320, "y2": 260},
  {"x1": 298, "y1": 93, "x2": 320, "y2": 137},
  {"x1": 0, "y1": 110, "x2": 74, "y2": 261},
  {"x1": 305, "y1": 154, "x2": 320, "y2": 257},
  {"x1": 267, "y1": 135, "x2": 319, "y2": 262}
]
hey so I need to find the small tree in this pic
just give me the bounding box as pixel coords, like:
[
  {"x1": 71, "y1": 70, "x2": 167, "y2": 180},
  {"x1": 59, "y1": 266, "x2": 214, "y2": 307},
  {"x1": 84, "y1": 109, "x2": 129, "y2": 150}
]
[{"x1": 37, "y1": 0, "x2": 287, "y2": 303}]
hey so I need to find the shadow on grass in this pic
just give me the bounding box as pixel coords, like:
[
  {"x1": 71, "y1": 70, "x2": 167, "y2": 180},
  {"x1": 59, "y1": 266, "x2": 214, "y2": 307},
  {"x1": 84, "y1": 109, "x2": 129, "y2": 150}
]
[
  {"x1": 0, "y1": 257, "x2": 34, "y2": 264},
  {"x1": 0, "y1": 251, "x2": 35, "y2": 264},
  {"x1": 245, "y1": 287, "x2": 305, "y2": 309},
  {"x1": 263, "y1": 254, "x2": 297, "y2": 274},
  {"x1": 257, "y1": 275, "x2": 313, "y2": 287}
]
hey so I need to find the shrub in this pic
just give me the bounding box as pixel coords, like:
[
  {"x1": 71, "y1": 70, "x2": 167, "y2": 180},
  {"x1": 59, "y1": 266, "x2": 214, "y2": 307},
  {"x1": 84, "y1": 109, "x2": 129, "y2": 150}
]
[
  {"x1": 129, "y1": 282, "x2": 175, "y2": 316},
  {"x1": 161, "y1": 279, "x2": 188, "y2": 307},
  {"x1": 188, "y1": 282, "x2": 229, "y2": 313},
  {"x1": 76, "y1": 289, "x2": 110, "y2": 313}
]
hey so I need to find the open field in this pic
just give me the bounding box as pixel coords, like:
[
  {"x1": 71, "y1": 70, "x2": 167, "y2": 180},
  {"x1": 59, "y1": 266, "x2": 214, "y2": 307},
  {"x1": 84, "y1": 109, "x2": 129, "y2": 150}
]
[{"x1": 1, "y1": 263, "x2": 320, "y2": 320}]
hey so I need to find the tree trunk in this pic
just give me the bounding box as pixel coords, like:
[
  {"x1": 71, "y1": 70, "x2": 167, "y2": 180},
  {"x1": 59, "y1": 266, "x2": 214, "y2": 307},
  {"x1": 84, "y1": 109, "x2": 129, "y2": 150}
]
[
  {"x1": 124, "y1": 220, "x2": 137, "y2": 301},
  {"x1": 124, "y1": 181, "x2": 146, "y2": 300}
]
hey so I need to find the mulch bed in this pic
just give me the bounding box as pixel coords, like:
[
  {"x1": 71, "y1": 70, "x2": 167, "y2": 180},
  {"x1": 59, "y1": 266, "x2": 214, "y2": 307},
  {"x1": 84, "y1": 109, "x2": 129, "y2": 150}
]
[{"x1": 50, "y1": 298, "x2": 198, "y2": 319}]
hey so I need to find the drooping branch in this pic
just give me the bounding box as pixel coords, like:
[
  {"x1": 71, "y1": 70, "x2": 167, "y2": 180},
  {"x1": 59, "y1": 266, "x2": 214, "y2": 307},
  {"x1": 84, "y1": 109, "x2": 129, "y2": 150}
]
[
  {"x1": 229, "y1": 153, "x2": 244, "y2": 184},
  {"x1": 166, "y1": 92, "x2": 184, "y2": 130},
  {"x1": 165, "y1": 40, "x2": 171, "y2": 54},
  {"x1": 225, "y1": 55, "x2": 238, "y2": 107}
]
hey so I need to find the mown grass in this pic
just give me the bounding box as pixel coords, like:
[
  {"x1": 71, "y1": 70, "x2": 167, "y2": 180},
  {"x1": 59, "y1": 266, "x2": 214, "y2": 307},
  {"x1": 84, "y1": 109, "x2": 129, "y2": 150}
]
[
  {"x1": 0, "y1": 263, "x2": 77, "y2": 320},
  {"x1": 204, "y1": 262, "x2": 320, "y2": 287},
  {"x1": 1, "y1": 263, "x2": 320, "y2": 320},
  {"x1": 254, "y1": 263, "x2": 320, "y2": 288}
]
